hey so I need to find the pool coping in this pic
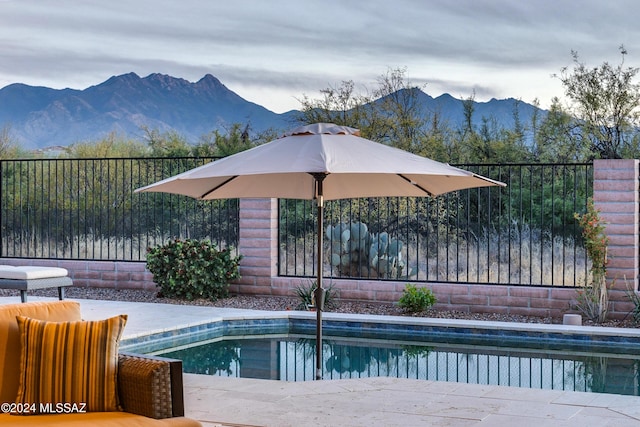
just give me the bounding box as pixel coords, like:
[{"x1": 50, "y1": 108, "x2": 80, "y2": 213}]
[{"x1": 120, "y1": 309, "x2": 640, "y2": 354}]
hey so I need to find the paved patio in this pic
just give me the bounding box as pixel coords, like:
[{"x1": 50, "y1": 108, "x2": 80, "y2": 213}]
[{"x1": 3, "y1": 295, "x2": 640, "y2": 426}]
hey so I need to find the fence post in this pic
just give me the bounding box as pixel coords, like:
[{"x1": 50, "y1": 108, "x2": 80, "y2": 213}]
[
  {"x1": 235, "y1": 198, "x2": 278, "y2": 293},
  {"x1": 593, "y1": 159, "x2": 639, "y2": 295}
]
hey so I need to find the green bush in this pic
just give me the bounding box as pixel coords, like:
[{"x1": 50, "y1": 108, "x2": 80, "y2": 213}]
[
  {"x1": 398, "y1": 283, "x2": 436, "y2": 313},
  {"x1": 146, "y1": 238, "x2": 242, "y2": 301}
]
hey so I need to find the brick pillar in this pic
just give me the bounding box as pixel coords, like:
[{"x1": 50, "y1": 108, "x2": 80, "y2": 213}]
[
  {"x1": 235, "y1": 198, "x2": 278, "y2": 293},
  {"x1": 593, "y1": 159, "x2": 639, "y2": 292}
]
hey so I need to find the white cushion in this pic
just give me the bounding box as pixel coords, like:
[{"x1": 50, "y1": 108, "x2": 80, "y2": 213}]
[{"x1": 0, "y1": 266, "x2": 68, "y2": 280}]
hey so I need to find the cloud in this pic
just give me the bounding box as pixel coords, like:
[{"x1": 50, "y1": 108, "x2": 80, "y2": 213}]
[{"x1": 1, "y1": 0, "x2": 639, "y2": 112}]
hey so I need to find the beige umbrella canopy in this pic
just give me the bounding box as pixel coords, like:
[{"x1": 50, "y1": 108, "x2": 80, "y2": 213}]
[
  {"x1": 138, "y1": 123, "x2": 503, "y2": 200},
  {"x1": 136, "y1": 123, "x2": 505, "y2": 379}
]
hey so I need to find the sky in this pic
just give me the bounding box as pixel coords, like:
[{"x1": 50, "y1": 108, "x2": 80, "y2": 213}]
[{"x1": 1, "y1": 0, "x2": 639, "y2": 114}]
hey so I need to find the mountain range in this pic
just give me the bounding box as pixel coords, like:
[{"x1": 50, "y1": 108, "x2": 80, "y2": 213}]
[{"x1": 0, "y1": 73, "x2": 544, "y2": 150}]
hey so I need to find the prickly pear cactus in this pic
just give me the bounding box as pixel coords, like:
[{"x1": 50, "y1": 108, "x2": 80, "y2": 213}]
[{"x1": 327, "y1": 221, "x2": 411, "y2": 279}]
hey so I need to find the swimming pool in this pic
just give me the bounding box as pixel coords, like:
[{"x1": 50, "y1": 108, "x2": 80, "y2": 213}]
[
  {"x1": 120, "y1": 312, "x2": 640, "y2": 396},
  {"x1": 154, "y1": 335, "x2": 640, "y2": 395}
]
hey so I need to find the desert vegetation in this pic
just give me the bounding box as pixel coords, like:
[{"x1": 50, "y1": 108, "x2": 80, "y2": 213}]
[{"x1": 0, "y1": 49, "x2": 638, "y2": 294}]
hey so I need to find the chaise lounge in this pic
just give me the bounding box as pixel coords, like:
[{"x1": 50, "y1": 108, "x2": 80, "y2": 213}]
[
  {"x1": 0, "y1": 300, "x2": 201, "y2": 426},
  {"x1": 0, "y1": 266, "x2": 73, "y2": 303}
]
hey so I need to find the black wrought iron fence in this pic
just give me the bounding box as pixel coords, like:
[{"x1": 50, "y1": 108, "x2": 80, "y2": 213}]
[
  {"x1": 0, "y1": 157, "x2": 239, "y2": 260},
  {"x1": 279, "y1": 163, "x2": 593, "y2": 287},
  {"x1": 0, "y1": 157, "x2": 593, "y2": 287}
]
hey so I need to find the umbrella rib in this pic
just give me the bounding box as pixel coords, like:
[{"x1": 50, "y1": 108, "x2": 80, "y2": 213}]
[
  {"x1": 397, "y1": 174, "x2": 434, "y2": 197},
  {"x1": 199, "y1": 176, "x2": 238, "y2": 199}
]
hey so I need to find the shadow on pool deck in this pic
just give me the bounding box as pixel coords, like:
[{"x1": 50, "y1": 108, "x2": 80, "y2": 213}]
[{"x1": 3, "y1": 296, "x2": 640, "y2": 427}]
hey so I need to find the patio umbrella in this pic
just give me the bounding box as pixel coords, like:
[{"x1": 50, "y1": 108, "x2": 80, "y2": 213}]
[{"x1": 136, "y1": 123, "x2": 505, "y2": 379}]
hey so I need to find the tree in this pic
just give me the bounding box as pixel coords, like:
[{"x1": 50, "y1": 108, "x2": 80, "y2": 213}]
[
  {"x1": 296, "y1": 79, "x2": 370, "y2": 127},
  {"x1": 142, "y1": 126, "x2": 191, "y2": 157},
  {"x1": 0, "y1": 124, "x2": 22, "y2": 159},
  {"x1": 367, "y1": 68, "x2": 429, "y2": 153},
  {"x1": 417, "y1": 111, "x2": 454, "y2": 162},
  {"x1": 65, "y1": 132, "x2": 148, "y2": 158},
  {"x1": 296, "y1": 68, "x2": 428, "y2": 154},
  {"x1": 450, "y1": 93, "x2": 530, "y2": 163},
  {"x1": 534, "y1": 98, "x2": 585, "y2": 162},
  {"x1": 194, "y1": 123, "x2": 255, "y2": 157},
  {"x1": 555, "y1": 46, "x2": 640, "y2": 159}
]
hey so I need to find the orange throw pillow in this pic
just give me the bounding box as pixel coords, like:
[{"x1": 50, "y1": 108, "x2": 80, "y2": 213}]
[{"x1": 14, "y1": 314, "x2": 127, "y2": 415}]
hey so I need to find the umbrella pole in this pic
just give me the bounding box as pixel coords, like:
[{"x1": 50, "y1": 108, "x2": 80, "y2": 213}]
[{"x1": 313, "y1": 174, "x2": 326, "y2": 380}]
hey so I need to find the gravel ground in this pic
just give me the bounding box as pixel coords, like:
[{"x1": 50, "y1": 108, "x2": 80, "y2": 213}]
[{"x1": 2, "y1": 286, "x2": 638, "y2": 328}]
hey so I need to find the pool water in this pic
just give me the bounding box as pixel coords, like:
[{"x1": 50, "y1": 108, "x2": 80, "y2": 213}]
[{"x1": 156, "y1": 335, "x2": 640, "y2": 396}]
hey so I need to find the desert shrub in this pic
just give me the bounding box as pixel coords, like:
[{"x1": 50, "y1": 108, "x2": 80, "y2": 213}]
[
  {"x1": 573, "y1": 199, "x2": 609, "y2": 323},
  {"x1": 398, "y1": 283, "x2": 436, "y2": 313},
  {"x1": 623, "y1": 278, "x2": 640, "y2": 323},
  {"x1": 294, "y1": 280, "x2": 337, "y2": 311},
  {"x1": 146, "y1": 238, "x2": 242, "y2": 301}
]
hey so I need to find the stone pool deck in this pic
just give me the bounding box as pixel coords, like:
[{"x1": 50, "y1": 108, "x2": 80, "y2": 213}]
[{"x1": 3, "y1": 295, "x2": 640, "y2": 426}]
